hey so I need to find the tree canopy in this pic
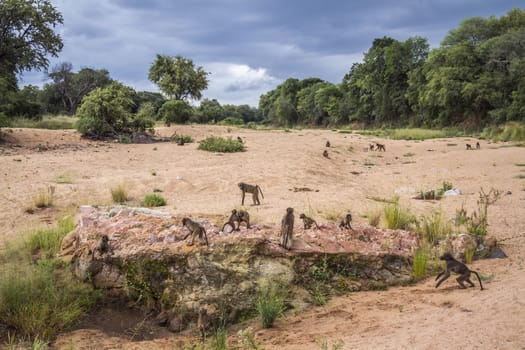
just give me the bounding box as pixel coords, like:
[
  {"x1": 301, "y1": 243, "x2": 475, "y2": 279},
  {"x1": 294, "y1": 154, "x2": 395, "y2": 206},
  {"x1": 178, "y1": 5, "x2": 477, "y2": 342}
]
[{"x1": 148, "y1": 54, "x2": 209, "y2": 101}]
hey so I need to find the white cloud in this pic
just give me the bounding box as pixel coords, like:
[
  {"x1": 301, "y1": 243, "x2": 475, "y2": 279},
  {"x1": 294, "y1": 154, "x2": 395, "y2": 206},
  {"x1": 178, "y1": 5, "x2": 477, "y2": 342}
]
[{"x1": 203, "y1": 63, "x2": 281, "y2": 106}]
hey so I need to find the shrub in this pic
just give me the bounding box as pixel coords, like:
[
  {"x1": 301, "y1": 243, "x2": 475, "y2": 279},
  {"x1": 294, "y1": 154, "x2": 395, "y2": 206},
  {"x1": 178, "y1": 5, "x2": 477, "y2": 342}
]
[
  {"x1": 75, "y1": 82, "x2": 137, "y2": 138},
  {"x1": 256, "y1": 283, "x2": 286, "y2": 328},
  {"x1": 170, "y1": 134, "x2": 193, "y2": 143},
  {"x1": 111, "y1": 183, "x2": 129, "y2": 204},
  {"x1": 219, "y1": 117, "x2": 244, "y2": 126},
  {"x1": 158, "y1": 99, "x2": 192, "y2": 125},
  {"x1": 142, "y1": 193, "x2": 166, "y2": 207},
  {"x1": 198, "y1": 136, "x2": 244, "y2": 153}
]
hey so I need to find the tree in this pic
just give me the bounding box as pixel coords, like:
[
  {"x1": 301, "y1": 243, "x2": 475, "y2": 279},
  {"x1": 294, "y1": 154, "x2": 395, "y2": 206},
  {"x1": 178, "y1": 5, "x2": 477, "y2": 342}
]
[
  {"x1": 46, "y1": 62, "x2": 112, "y2": 114},
  {"x1": 0, "y1": 0, "x2": 63, "y2": 124},
  {"x1": 157, "y1": 99, "x2": 192, "y2": 125},
  {"x1": 0, "y1": 0, "x2": 63, "y2": 77},
  {"x1": 148, "y1": 54, "x2": 209, "y2": 101},
  {"x1": 76, "y1": 82, "x2": 142, "y2": 138}
]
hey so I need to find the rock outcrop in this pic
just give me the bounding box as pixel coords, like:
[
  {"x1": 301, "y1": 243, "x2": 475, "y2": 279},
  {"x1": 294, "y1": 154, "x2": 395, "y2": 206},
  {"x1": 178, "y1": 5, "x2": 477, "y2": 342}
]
[{"x1": 61, "y1": 206, "x2": 420, "y2": 333}]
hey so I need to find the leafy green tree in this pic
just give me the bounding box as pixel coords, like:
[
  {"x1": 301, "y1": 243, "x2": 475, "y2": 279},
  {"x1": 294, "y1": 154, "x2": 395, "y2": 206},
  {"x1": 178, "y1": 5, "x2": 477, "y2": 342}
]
[
  {"x1": 148, "y1": 54, "x2": 209, "y2": 101},
  {"x1": 157, "y1": 99, "x2": 192, "y2": 125},
  {"x1": 76, "y1": 82, "x2": 139, "y2": 138},
  {"x1": 0, "y1": 0, "x2": 63, "y2": 124}
]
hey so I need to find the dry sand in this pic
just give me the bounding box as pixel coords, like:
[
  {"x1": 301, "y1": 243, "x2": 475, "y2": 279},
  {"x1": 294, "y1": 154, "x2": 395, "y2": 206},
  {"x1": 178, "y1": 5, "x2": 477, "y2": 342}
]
[{"x1": 1, "y1": 126, "x2": 524, "y2": 349}]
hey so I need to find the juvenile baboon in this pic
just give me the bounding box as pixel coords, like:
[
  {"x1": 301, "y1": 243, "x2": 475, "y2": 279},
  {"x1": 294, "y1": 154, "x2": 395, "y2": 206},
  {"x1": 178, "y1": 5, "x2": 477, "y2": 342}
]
[
  {"x1": 369, "y1": 144, "x2": 375, "y2": 151},
  {"x1": 435, "y1": 252, "x2": 484, "y2": 290},
  {"x1": 323, "y1": 150, "x2": 329, "y2": 158},
  {"x1": 339, "y1": 213, "x2": 353, "y2": 230},
  {"x1": 466, "y1": 143, "x2": 472, "y2": 150},
  {"x1": 92, "y1": 234, "x2": 113, "y2": 259},
  {"x1": 476, "y1": 141, "x2": 480, "y2": 149},
  {"x1": 197, "y1": 307, "x2": 208, "y2": 341},
  {"x1": 375, "y1": 143, "x2": 386, "y2": 151},
  {"x1": 280, "y1": 207, "x2": 294, "y2": 250},
  {"x1": 299, "y1": 213, "x2": 319, "y2": 229},
  {"x1": 326, "y1": 141, "x2": 330, "y2": 148},
  {"x1": 237, "y1": 136, "x2": 243, "y2": 143},
  {"x1": 222, "y1": 209, "x2": 250, "y2": 231},
  {"x1": 238, "y1": 182, "x2": 264, "y2": 205},
  {"x1": 182, "y1": 218, "x2": 208, "y2": 246}
]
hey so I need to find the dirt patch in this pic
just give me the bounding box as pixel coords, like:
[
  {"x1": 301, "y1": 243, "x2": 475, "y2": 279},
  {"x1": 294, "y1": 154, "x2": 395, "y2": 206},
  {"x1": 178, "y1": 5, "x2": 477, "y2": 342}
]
[{"x1": 1, "y1": 126, "x2": 525, "y2": 349}]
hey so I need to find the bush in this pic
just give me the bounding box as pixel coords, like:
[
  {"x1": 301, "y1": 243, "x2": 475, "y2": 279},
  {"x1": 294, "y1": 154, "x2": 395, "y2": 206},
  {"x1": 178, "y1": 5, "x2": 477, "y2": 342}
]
[
  {"x1": 158, "y1": 99, "x2": 192, "y2": 125},
  {"x1": 219, "y1": 117, "x2": 244, "y2": 126},
  {"x1": 256, "y1": 283, "x2": 286, "y2": 328},
  {"x1": 111, "y1": 183, "x2": 129, "y2": 204},
  {"x1": 75, "y1": 82, "x2": 138, "y2": 138},
  {"x1": 198, "y1": 136, "x2": 245, "y2": 153},
  {"x1": 142, "y1": 193, "x2": 166, "y2": 207}
]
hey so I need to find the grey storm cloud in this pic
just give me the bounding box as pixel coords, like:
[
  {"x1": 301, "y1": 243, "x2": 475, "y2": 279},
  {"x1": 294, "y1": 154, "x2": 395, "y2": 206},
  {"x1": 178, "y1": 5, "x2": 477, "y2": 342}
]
[{"x1": 20, "y1": 0, "x2": 524, "y2": 106}]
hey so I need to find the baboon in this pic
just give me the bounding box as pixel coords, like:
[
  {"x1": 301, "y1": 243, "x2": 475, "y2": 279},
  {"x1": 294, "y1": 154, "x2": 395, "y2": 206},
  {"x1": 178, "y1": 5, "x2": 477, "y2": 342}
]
[
  {"x1": 222, "y1": 209, "x2": 250, "y2": 231},
  {"x1": 326, "y1": 141, "x2": 330, "y2": 147},
  {"x1": 177, "y1": 137, "x2": 184, "y2": 146},
  {"x1": 238, "y1": 182, "x2": 264, "y2": 205},
  {"x1": 375, "y1": 143, "x2": 386, "y2": 151},
  {"x1": 339, "y1": 213, "x2": 353, "y2": 230},
  {"x1": 182, "y1": 218, "x2": 208, "y2": 246},
  {"x1": 466, "y1": 143, "x2": 472, "y2": 150},
  {"x1": 476, "y1": 141, "x2": 480, "y2": 150},
  {"x1": 435, "y1": 252, "x2": 484, "y2": 290},
  {"x1": 237, "y1": 136, "x2": 243, "y2": 143},
  {"x1": 299, "y1": 213, "x2": 319, "y2": 229},
  {"x1": 369, "y1": 144, "x2": 375, "y2": 151},
  {"x1": 197, "y1": 307, "x2": 209, "y2": 341},
  {"x1": 92, "y1": 234, "x2": 113, "y2": 259},
  {"x1": 323, "y1": 149, "x2": 329, "y2": 158},
  {"x1": 280, "y1": 207, "x2": 294, "y2": 250}
]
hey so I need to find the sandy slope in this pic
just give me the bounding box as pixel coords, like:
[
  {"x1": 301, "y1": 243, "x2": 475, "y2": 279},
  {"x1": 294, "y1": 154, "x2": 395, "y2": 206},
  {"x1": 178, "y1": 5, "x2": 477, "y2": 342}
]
[{"x1": 1, "y1": 126, "x2": 524, "y2": 349}]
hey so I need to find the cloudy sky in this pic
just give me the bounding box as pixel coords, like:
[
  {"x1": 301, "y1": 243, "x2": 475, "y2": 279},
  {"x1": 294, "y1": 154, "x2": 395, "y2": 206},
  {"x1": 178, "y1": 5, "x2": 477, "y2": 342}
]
[{"x1": 20, "y1": 0, "x2": 523, "y2": 107}]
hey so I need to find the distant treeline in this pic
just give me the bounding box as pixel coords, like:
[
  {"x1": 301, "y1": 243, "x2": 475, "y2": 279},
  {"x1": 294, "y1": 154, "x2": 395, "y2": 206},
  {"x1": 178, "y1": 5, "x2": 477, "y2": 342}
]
[
  {"x1": 2, "y1": 8, "x2": 524, "y2": 131},
  {"x1": 260, "y1": 8, "x2": 525, "y2": 129}
]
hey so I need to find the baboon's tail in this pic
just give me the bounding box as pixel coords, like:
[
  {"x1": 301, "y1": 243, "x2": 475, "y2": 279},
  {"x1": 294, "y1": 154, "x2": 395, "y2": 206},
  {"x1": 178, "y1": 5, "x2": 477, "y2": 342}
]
[
  {"x1": 257, "y1": 185, "x2": 264, "y2": 199},
  {"x1": 472, "y1": 271, "x2": 484, "y2": 290}
]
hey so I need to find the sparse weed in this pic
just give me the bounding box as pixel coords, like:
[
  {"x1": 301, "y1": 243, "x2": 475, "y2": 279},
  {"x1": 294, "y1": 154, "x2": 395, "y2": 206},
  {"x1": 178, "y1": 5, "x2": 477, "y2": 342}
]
[
  {"x1": 53, "y1": 173, "x2": 74, "y2": 184},
  {"x1": 33, "y1": 186, "x2": 55, "y2": 208},
  {"x1": 237, "y1": 327, "x2": 260, "y2": 350},
  {"x1": 322, "y1": 208, "x2": 343, "y2": 222},
  {"x1": 111, "y1": 183, "x2": 129, "y2": 204},
  {"x1": 316, "y1": 337, "x2": 345, "y2": 350},
  {"x1": 365, "y1": 210, "x2": 381, "y2": 227}
]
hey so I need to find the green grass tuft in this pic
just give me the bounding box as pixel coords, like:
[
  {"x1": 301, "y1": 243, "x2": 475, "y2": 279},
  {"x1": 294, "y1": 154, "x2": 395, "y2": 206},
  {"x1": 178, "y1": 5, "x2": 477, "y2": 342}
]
[
  {"x1": 413, "y1": 246, "x2": 429, "y2": 278},
  {"x1": 256, "y1": 282, "x2": 286, "y2": 328},
  {"x1": 419, "y1": 210, "x2": 452, "y2": 245},
  {"x1": 383, "y1": 203, "x2": 416, "y2": 230},
  {"x1": 111, "y1": 183, "x2": 129, "y2": 204},
  {"x1": 198, "y1": 136, "x2": 245, "y2": 153},
  {"x1": 141, "y1": 193, "x2": 167, "y2": 207}
]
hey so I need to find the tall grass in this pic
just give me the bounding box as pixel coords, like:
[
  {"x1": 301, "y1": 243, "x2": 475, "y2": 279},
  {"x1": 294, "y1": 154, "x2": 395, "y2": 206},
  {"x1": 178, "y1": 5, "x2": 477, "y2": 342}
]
[
  {"x1": 413, "y1": 246, "x2": 429, "y2": 278},
  {"x1": 24, "y1": 216, "x2": 75, "y2": 259},
  {"x1": 212, "y1": 325, "x2": 228, "y2": 350},
  {"x1": 481, "y1": 122, "x2": 525, "y2": 142},
  {"x1": 256, "y1": 283, "x2": 286, "y2": 328},
  {"x1": 354, "y1": 127, "x2": 468, "y2": 140},
  {"x1": 33, "y1": 186, "x2": 55, "y2": 208},
  {"x1": 419, "y1": 209, "x2": 452, "y2": 245},
  {"x1": 0, "y1": 218, "x2": 99, "y2": 342},
  {"x1": 10, "y1": 115, "x2": 78, "y2": 130},
  {"x1": 110, "y1": 183, "x2": 129, "y2": 204},
  {"x1": 383, "y1": 202, "x2": 416, "y2": 230}
]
